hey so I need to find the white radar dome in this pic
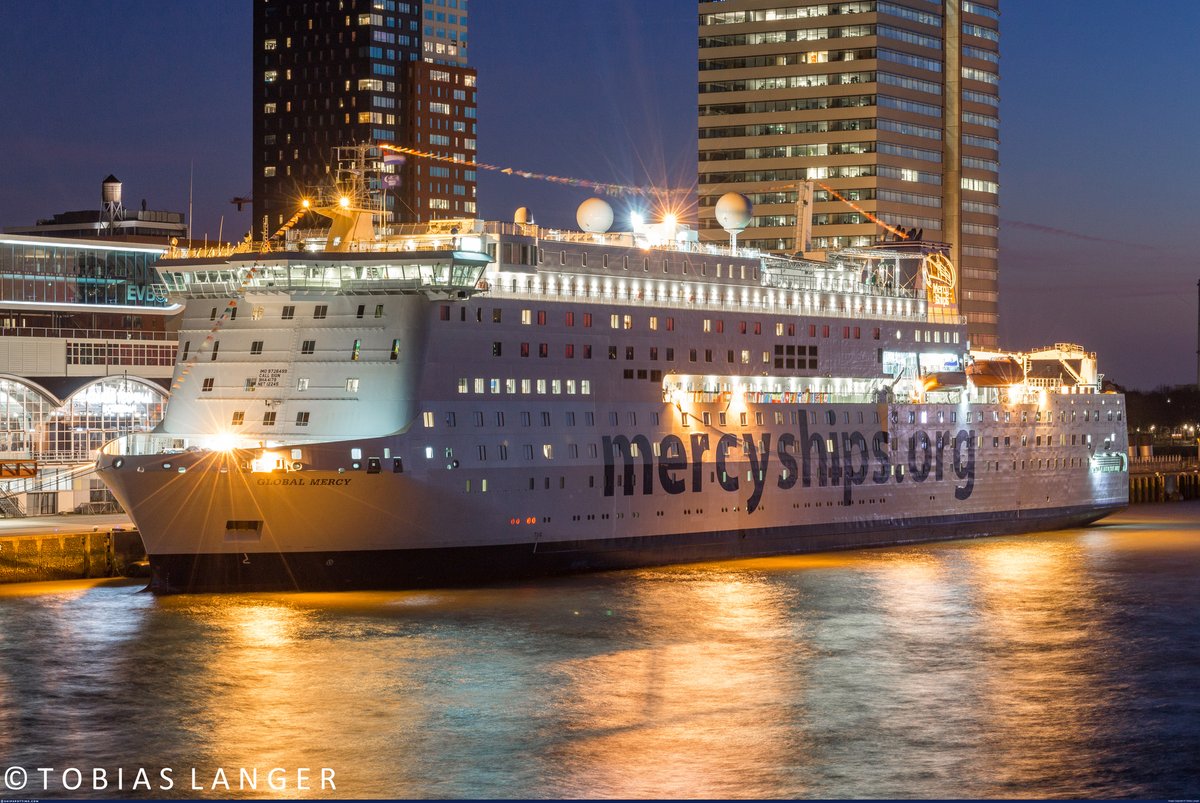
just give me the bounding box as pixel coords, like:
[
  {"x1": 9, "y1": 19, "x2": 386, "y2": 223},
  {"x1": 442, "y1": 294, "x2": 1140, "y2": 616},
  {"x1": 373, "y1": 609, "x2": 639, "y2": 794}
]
[
  {"x1": 575, "y1": 197, "x2": 614, "y2": 233},
  {"x1": 513, "y1": 207, "x2": 532, "y2": 225},
  {"x1": 715, "y1": 192, "x2": 753, "y2": 234}
]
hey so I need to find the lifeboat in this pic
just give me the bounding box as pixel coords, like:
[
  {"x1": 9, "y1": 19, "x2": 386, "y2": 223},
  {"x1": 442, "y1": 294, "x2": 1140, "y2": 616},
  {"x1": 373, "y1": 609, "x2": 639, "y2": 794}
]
[
  {"x1": 966, "y1": 357, "x2": 1025, "y2": 387},
  {"x1": 921, "y1": 371, "x2": 967, "y2": 392}
]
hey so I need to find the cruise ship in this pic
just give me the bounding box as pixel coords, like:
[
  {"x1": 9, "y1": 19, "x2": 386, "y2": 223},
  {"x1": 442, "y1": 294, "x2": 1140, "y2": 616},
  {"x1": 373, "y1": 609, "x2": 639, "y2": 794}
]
[{"x1": 96, "y1": 176, "x2": 1129, "y2": 592}]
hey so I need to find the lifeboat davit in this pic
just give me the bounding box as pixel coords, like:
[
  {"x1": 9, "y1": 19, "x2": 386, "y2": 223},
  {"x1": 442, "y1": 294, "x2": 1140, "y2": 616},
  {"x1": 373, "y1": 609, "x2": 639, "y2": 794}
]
[
  {"x1": 921, "y1": 371, "x2": 967, "y2": 392},
  {"x1": 966, "y1": 357, "x2": 1025, "y2": 387}
]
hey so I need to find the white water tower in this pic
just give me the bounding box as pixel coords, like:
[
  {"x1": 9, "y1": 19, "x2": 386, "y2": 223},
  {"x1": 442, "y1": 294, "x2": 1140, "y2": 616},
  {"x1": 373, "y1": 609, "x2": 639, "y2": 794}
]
[{"x1": 101, "y1": 174, "x2": 125, "y2": 233}]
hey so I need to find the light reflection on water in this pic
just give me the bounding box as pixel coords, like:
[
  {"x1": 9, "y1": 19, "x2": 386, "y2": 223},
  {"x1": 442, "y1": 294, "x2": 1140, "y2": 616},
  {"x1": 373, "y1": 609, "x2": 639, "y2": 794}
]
[{"x1": 0, "y1": 505, "x2": 1197, "y2": 799}]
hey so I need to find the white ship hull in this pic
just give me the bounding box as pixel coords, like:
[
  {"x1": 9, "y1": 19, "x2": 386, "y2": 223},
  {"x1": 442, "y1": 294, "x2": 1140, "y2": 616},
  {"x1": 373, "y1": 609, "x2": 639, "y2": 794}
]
[{"x1": 99, "y1": 394, "x2": 1128, "y2": 592}]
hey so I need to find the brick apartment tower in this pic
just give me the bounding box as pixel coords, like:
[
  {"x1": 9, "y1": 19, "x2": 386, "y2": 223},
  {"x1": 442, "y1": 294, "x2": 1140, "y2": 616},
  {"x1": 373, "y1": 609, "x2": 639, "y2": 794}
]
[
  {"x1": 698, "y1": 0, "x2": 1000, "y2": 348},
  {"x1": 253, "y1": 0, "x2": 477, "y2": 228}
]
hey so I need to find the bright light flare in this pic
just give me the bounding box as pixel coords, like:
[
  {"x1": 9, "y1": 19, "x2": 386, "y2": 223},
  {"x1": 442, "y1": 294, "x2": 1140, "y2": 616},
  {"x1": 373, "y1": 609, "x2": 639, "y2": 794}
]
[
  {"x1": 251, "y1": 450, "x2": 286, "y2": 473},
  {"x1": 211, "y1": 432, "x2": 240, "y2": 452}
]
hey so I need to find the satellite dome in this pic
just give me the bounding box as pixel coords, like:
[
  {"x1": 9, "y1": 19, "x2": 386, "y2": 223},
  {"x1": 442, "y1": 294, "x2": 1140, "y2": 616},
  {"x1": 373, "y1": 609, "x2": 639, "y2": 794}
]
[
  {"x1": 513, "y1": 207, "x2": 532, "y2": 225},
  {"x1": 715, "y1": 192, "x2": 753, "y2": 234},
  {"x1": 575, "y1": 197, "x2": 614, "y2": 233}
]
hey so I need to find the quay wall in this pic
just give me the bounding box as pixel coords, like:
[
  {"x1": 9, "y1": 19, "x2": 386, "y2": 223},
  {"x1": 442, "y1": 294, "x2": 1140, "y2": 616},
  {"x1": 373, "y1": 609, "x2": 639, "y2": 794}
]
[
  {"x1": 0, "y1": 529, "x2": 146, "y2": 584},
  {"x1": 1128, "y1": 471, "x2": 1200, "y2": 504}
]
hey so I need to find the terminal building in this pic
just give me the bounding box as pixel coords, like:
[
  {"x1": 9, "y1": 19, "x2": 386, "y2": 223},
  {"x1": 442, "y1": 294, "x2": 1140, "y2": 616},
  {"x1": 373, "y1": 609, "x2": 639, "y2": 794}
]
[{"x1": 0, "y1": 233, "x2": 178, "y2": 516}]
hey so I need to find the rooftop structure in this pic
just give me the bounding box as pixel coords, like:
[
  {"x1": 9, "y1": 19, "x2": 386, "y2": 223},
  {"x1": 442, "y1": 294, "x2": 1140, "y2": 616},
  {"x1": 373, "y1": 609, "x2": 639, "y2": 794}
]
[{"x1": 4, "y1": 175, "x2": 187, "y2": 243}]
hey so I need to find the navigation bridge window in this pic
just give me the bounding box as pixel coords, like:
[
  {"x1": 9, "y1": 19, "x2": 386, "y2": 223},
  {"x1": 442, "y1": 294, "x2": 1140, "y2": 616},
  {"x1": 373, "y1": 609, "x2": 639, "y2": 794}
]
[{"x1": 162, "y1": 256, "x2": 488, "y2": 297}]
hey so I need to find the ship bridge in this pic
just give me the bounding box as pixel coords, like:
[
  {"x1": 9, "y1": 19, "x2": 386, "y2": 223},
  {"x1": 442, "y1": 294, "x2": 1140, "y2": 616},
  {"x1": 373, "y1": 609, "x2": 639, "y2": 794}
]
[{"x1": 156, "y1": 248, "x2": 491, "y2": 301}]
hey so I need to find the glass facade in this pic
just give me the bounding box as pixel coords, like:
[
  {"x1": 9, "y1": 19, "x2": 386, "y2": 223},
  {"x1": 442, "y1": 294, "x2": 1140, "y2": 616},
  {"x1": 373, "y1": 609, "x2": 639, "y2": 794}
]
[
  {"x1": 697, "y1": 0, "x2": 1001, "y2": 348},
  {"x1": 0, "y1": 376, "x2": 166, "y2": 464},
  {"x1": 0, "y1": 237, "x2": 168, "y2": 308}
]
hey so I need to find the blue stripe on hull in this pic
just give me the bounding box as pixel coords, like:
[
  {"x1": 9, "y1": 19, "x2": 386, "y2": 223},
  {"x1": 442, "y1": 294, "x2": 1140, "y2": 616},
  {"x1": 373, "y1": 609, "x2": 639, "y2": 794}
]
[{"x1": 147, "y1": 503, "x2": 1124, "y2": 593}]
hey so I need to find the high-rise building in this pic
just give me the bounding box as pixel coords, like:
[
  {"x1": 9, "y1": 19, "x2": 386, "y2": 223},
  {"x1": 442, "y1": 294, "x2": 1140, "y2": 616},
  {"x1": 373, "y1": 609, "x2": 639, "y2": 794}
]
[
  {"x1": 253, "y1": 0, "x2": 477, "y2": 229},
  {"x1": 698, "y1": 1, "x2": 1000, "y2": 348}
]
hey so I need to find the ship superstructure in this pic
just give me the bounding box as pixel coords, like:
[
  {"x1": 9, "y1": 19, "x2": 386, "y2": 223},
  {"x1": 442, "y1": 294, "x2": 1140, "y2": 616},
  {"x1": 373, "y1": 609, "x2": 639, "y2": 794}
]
[{"x1": 97, "y1": 194, "x2": 1128, "y2": 591}]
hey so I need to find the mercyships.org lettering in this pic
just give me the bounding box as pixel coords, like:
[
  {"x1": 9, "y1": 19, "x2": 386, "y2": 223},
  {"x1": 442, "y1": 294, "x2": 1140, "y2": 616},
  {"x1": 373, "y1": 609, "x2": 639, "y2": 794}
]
[{"x1": 603, "y1": 421, "x2": 977, "y2": 512}]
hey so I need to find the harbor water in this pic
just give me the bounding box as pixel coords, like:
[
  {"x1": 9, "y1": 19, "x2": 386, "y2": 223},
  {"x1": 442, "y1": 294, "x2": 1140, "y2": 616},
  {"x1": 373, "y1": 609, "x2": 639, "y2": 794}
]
[{"x1": 0, "y1": 504, "x2": 1197, "y2": 799}]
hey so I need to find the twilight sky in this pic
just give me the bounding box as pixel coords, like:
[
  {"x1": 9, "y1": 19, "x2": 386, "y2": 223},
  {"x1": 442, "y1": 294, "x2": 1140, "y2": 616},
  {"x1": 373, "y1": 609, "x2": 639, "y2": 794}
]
[{"x1": 0, "y1": 1, "x2": 1197, "y2": 390}]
